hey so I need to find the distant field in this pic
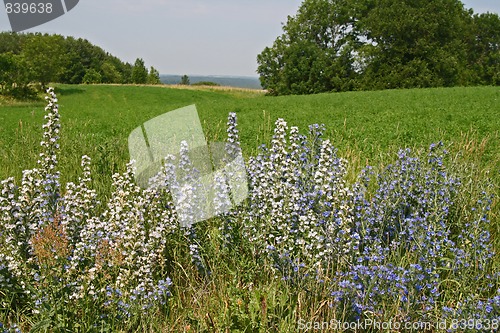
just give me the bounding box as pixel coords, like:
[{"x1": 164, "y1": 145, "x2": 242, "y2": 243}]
[{"x1": 0, "y1": 84, "x2": 499, "y2": 197}]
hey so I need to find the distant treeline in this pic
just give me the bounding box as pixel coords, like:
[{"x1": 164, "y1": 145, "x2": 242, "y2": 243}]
[{"x1": 0, "y1": 32, "x2": 161, "y2": 98}]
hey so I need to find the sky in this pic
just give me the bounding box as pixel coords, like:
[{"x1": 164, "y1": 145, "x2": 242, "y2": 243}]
[{"x1": 0, "y1": 0, "x2": 499, "y2": 77}]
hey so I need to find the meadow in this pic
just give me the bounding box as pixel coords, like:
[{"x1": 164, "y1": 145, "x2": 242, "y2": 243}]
[
  {"x1": 1, "y1": 84, "x2": 499, "y2": 197},
  {"x1": 0, "y1": 85, "x2": 499, "y2": 332}
]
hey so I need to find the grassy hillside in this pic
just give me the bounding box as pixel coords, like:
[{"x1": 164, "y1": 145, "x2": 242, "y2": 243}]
[{"x1": 1, "y1": 84, "x2": 498, "y2": 196}]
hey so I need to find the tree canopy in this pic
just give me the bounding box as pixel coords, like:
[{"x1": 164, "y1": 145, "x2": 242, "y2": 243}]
[
  {"x1": 257, "y1": 0, "x2": 500, "y2": 95},
  {"x1": 0, "y1": 32, "x2": 162, "y2": 98}
]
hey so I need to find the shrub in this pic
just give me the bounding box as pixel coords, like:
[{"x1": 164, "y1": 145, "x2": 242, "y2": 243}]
[{"x1": 82, "y1": 69, "x2": 102, "y2": 84}]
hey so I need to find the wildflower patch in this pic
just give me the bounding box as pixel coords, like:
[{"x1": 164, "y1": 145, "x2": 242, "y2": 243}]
[{"x1": 0, "y1": 88, "x2": 498, "y2": 331}]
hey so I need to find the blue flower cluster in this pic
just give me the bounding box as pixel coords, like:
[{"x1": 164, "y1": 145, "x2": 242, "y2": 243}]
[{"x1": 238, "y1": 119, "x2": 498, "y2": 323}]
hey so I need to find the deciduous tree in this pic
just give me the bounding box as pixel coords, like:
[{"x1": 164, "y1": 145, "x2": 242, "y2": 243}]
[
  {"x1": 257, "y1": 0, "x2": 499, "y2": 95},
  {"x1": 147, "y1": 66, "x2": 161, "y2": 85},
  {"x1": 131, "y1": 58, "x2": 148, "y2": 84},
  {"x1": 180, "y1": 75, "x2": 190, "y2": 85}
]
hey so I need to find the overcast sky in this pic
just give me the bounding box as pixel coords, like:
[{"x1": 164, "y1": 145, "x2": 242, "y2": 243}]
[{"x1": 0, "y1": 0, "x2": 499, "y2": 76}]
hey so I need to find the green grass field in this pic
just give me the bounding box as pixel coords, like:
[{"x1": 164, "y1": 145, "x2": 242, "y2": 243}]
[
  {"x1": 1, "y1": 84, "x2": 498, "y2": 232},
  {"x1": 1, "y1": 84, "x2": 499, "y2": 197}
]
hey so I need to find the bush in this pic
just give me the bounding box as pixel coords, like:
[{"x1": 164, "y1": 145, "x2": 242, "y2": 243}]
[{"x1": 82, "y1": 69, "x2": 102, "y2": 84}]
